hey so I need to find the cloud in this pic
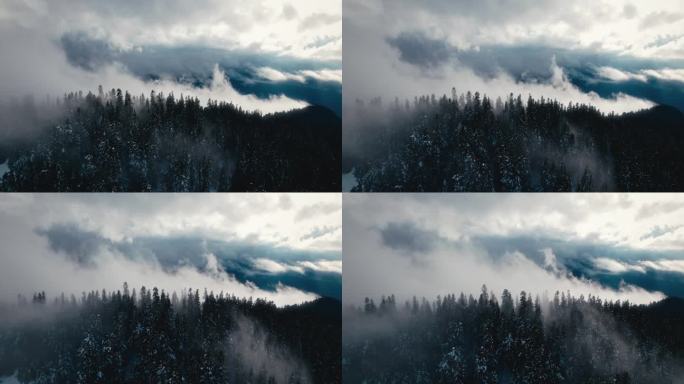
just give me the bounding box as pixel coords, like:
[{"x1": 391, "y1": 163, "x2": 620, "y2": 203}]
[
  {"x1": 636, "y1": 201, "x2": 684, "y2": 220},
  {"x1": 0, "y1": 1, "x2": 345, "y2": 115},
  {"x1": 641, "y1": 68, "x2": 684, "y2": 82},
  {"x1": 0, "y1": 0, "x2": 341, "y2": 61},
  {"x1": 342, "y1": 194, "x2": 684, "y2": 306},
  {"x1": 300, "y1": 226, "x2": 339, "y2": 241},
  {"x1": 622, "y1": 3, "x2": 638, "y2": 19},
  {"x1": 299, "y1": 69, "x2": 342, "y2": 83},
  {"x1": 343, "y1": 0, "x2": 684, "y2": 116},
  {"x1": 639, "y1": 11, "x2": 684, "y2": 30},
  {"x1": 640, "y1": 225, "x2": 682, "y2": 241},
  {"x1": 35, "y1": 223, "x2": 109, "y2": 267},
  {"x1": 0, "y1": 23, "x2": 307, "y2": 113},
  {"x1": 594, "y1": 257, "x2": 647, "y2": 274},
  {"x1": 281, "y1": 4, "x2": 298, "y2": 20},
  {"x1": 639, "y1": 259, "x2": 684, "y2": 274},
  {"x1": 253, "y1": 258, "x2": 305, "y2": 274},
  {"x1": 296, "y1": 260, "x2": 342, "y2": 274},
  {"x1": 379, "y1": 222, "x2": 441, "y2": 255},
  {"x1": 252, "y1": 258, "x2": 342, "y2": 275},
  {"x1": 596, "y1": 66, "x2": 648, "y2": 82},
  {"x1": 0, "y1": 194, "x2": 341, "y2": 304},
  {"x1": 255, "y1": 67, "x2": 307, "y2": 83},
  {"x1": 295, "y1": 202, "x2": 341, "y2": 221},
  {"x1": 255, "y1": 67, "x2": 342, "y2": 84},
  {"x1": 299, "y1": 12, "x2": 340, "y2": 31},
  {"x1": 386, "y1": 31, "x2": 452, "y2": 70}
]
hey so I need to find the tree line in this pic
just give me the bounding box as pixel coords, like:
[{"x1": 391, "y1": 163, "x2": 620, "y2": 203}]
[
  {"x1": 345, "y1": 91, "x2": 684, "y2": 191},
  {"x1": 343, "y1": 287, "x2": 684, "y2": 383},
  {"x1": 0, "y1": 284, "x2": 341, "y2": 384},
  {"x1": 0, "y1": 87, "x2": 340, "y2": 191}
]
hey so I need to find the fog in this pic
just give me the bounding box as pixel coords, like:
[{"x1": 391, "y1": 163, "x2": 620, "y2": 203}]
[
  {"x1": 0, "y1": 0, "x2": 343, "y2": 116},
  {"x1": 0, "y1": 194, "x2": 341, "y2": 306},
  {"x1": 342, "y1": 194, "x2": 684, "y2": 307},
  {"x1": 226, "y1": 314, "x2": 312, "y2": 384},
  {"x1": 342, "y1": 0, "x2": 684, "y2": 119}
]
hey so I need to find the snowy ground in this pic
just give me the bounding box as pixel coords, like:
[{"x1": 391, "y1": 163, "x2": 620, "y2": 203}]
[{"x1": 342, "y1": 169, "x2": 358, "y2": 192}]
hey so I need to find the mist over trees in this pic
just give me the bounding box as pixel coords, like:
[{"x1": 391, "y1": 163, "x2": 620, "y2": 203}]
[
  {"x1": 0, "y1": 284, "x2": 341, "y2": 384},
  {"x1": 343, "y1": 287, "x2": 684, "y2": 384},
  {"x1": 0, "y1": 87, "x2": 341, "y2": 192},
  {"x1": 344, "y1": 91, "x2": 684, "y2": 192}
]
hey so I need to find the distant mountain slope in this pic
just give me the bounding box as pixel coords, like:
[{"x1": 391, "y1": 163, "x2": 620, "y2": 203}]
[
  {"x1": 345, "y1": 93, "x2": 684, "y2": 192},
  {"x1": 0, "y1": 91, "x2": 341, "y2": 192}
]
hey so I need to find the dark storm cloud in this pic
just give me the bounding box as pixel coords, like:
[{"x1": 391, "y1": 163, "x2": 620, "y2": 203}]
[
  {"x1": 378, "y1": 222, "x2": 442, "y2": 254},
  {"x1": 35, "y1": 223, "x2": 110, "y2": 267},
  {"x1": 60, "y1": 32, "x2": 118, "y2": 72},
  {"x1": 386, "y1": 31, "x2": 453, "y2": 70}
]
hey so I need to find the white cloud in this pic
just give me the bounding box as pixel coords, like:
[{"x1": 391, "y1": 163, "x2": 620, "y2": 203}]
[
  {"x1": 253, "y1": 258, "x2": 305, "y2": 274},
  {"x1": 252, "y1": 259, "x2": 342, "y2": 275},
  {"x1": 593, "y1": 257, "x2": 647, "y2": 273},
  {"x1": 300, "y1": 69, "x2": 342, "y2": 83},
  {"x1": 596, "y1": 66, "x2": 684, "y2": 84},
  {"x1": 297, "y1": 260, "x2": 342, "y2": 274},
  {"x1": 641, "y1": 68, "x2": 684, "y2": 82},
  {"x1": 0, "y1": 194, "x2": 341, "y2": 252},
  {"x1": 255, "y1": 67, "x2": 307, "y2": 83},
  {"x1": 255, "y1": 67, "x2": 342, "y2": 84},
  {"x1": 596, "y1": 66, "x2": 648, "y2": 82},
  {"x1": 639, "y1": 259, "x2": 684, "y2": 274}
]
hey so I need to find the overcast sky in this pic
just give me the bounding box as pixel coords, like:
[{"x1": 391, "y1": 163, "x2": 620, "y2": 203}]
[
  {"x1": 0, "y1": 0, "x2": 341, "y2": 113},
  {"x1": 0, "y1": 194, "x2": 341, "y2": 305},
  {"x1": 343, "y1": 194, "x2": 684, "y2": 306},
  {"x1": 344, "y1": 0, "x2": 684, "y2": 115}
]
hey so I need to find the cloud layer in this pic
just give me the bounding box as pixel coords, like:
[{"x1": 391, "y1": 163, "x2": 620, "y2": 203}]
[
  {"x1": 343, "y1": 194, "x2": 684, "y2": 306},
  {"x1": 0, "y1": 0, "x2": 342, "y2": 113},
  {"x1": 0, "y1": 194, "x2": 341, "y2": 305},
  {"x1": 343, "y1": 0, "x2": 684, "y2": 115}
]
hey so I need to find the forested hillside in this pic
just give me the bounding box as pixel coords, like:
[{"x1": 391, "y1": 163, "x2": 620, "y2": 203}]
[
  {"x1": 343, "y1": 287, "x2": 684, "y2": 384},
  {"x1": 0, "y1": 88, "x2": 340, "y2": 192},
  {"x1": 344, "y1": 92, "x2": 684, "y2": 192},
  {"x1": 0, "y1": 285, "x2": 341, "y2": 384}
]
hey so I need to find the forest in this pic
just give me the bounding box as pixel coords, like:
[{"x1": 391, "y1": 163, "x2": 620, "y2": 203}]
[
  {"x1": 0, "y1": 284, "x2": 341, "y2": 384},
  {"x1": 0, "y1": 88, "x2": 340, "y2": 192},
  {"x1": 343, "y1": 287, "x2": 684, "y2": 384},
  {"x1": 344, "y1": 91, "x2": 684, "y2": 192}
]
